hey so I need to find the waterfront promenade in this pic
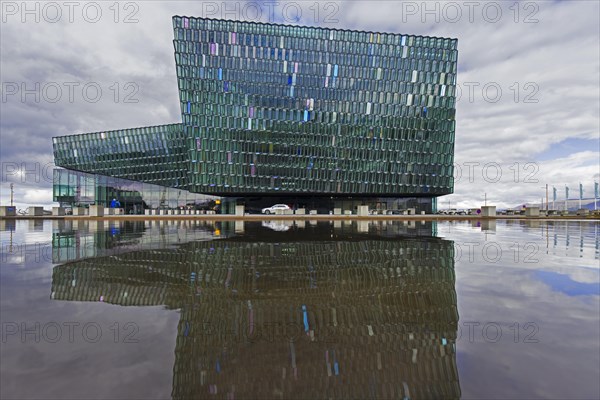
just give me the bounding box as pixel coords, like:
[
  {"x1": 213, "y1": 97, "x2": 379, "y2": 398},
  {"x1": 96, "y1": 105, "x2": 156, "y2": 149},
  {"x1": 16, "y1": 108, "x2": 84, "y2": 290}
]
[{"x1": 1, "y1": 214, "x2": 598, "y2": 221}]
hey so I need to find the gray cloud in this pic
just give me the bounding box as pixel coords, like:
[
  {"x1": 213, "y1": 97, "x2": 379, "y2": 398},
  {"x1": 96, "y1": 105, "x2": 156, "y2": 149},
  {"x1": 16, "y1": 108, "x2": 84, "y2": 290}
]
[{"x1": 1, "y1": 1, "x2": 598, "y2": 209}]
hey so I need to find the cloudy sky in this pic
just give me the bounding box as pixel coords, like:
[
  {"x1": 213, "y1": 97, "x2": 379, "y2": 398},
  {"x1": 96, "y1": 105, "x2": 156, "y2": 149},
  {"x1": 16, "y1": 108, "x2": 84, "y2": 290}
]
[{"x1": 1, "y1": 0, "x2": 598, "y2": 210}]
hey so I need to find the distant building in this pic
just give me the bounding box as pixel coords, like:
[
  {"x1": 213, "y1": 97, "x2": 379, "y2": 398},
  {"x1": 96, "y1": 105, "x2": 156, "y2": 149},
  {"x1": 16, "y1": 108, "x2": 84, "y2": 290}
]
[{"x1": 53, "y1": 17, "x2": 458, "y2": 213}]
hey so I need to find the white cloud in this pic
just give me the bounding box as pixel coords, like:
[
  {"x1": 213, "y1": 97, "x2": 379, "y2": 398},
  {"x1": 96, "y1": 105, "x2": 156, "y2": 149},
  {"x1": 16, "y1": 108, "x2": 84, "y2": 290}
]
[
  {"x1": 22, "y1": 188, "x2": 54, "y2": 205},
  {"x1": 0, "y1": 0, "x2": 598, "y2": 208}
]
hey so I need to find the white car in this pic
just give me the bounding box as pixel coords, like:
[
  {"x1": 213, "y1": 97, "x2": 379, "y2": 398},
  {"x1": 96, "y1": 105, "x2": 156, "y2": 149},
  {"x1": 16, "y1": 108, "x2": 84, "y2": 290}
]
[
  {"x1": 262, "y1": 221, "x2": 293, "y2": 231},
  {"x1": 261, "y1": 204, "x2": 290, "y2": 214}
]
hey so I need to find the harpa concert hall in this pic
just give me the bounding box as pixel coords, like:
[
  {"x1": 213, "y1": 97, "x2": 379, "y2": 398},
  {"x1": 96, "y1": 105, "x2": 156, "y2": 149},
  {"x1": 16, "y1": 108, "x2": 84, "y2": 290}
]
[{"x1": 53, "y1": 16, "x2": 457, "y2": 214}]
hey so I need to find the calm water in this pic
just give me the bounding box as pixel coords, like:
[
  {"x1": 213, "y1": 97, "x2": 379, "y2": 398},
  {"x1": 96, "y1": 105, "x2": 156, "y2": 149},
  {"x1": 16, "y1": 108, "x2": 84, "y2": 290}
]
[{"x1": 1, "y1": 219, "x2": 598, "y2": 399}]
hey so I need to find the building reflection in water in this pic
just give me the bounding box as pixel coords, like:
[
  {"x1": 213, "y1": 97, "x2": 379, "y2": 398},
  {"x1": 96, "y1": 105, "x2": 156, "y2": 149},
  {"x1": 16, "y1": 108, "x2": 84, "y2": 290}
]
[{"x1": 51, "y1": 220, "x2": 461, "y2": 399}]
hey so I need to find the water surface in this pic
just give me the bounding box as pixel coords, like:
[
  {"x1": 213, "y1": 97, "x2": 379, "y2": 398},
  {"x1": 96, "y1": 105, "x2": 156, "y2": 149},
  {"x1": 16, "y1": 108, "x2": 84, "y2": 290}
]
[{"x1": 1, "y1": 219, "x2": 598, "y2": 399}]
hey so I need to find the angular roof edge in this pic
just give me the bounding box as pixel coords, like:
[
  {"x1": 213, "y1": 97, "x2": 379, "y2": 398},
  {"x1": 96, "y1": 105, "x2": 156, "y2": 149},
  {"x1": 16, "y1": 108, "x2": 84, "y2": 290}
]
[
  {"x1": 52, "y1": 123, "x2": 182, "y2": 140},
  {"x1": 172, "y1": 15, "x2": 458, "y2": 42}
]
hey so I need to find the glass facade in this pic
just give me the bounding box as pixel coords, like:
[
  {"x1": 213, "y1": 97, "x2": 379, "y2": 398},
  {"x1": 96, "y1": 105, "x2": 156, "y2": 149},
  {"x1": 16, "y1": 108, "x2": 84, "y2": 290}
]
[
  {"x1": 53, "y1": 168, "x2": 215, "y2": 213},
  {"x1": 53, "y1": 124, "x2": 187, "y2": 188},
  {"x1": 174, "y1": 17, "x2": 457, "y2": 196},
  {"x1": 53, "y1": 17, "x2": 458, "y2": 209}
]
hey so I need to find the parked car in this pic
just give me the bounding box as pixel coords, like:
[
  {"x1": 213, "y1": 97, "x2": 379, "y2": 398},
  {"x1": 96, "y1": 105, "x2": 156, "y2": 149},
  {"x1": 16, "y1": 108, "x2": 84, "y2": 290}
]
[
  {"x1": 262, "y1": 221, "x2": 293, "y2": 231},
  {"x1": 261, "y1": 204, "x2": 290, "y2": 214}
]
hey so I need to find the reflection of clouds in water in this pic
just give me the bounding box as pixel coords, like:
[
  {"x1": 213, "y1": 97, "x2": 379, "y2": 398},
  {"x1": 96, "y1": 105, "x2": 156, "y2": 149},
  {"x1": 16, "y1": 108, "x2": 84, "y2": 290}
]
[
  {"x1": 453, "y1": 224, "x2": 600, "y2": 399},
  {"x1": 443, "y1": 221, "x2": 599, "y2": 284},
  {"x1": 1, "y1": 220, "x2": 52, "y2": 245},
  {"x1": 457, "y1": 290, "x2": 599, "y2": 398},
  {"x1": 3, "y1": 255, "x2": 24, "y2": 264},
  {"x1": 2, "y1": 219, "x2": 598, "y2": 399},
  {"x1": 1, "y1": 279, "x2": 179, "y2": 399},
  {"x1": 561, "y1": 268, "x2": 600, "y2": 284},
  {"x1": 1, "y1": 220, "x2": 179, "y2": 400},
  {"x1": 535, "y1": 271, "x2": 599, "y2": 296}
]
